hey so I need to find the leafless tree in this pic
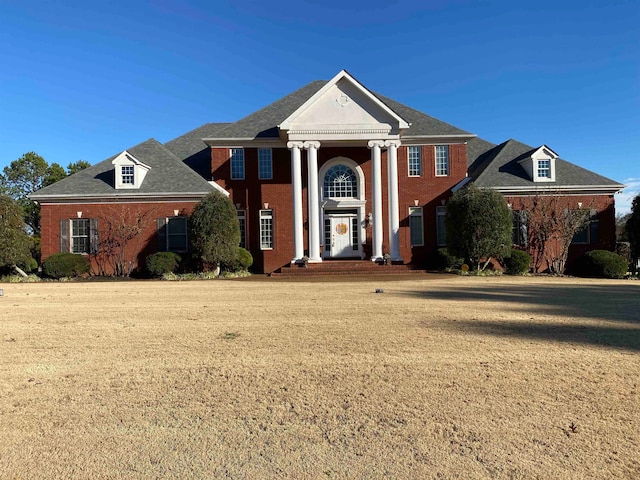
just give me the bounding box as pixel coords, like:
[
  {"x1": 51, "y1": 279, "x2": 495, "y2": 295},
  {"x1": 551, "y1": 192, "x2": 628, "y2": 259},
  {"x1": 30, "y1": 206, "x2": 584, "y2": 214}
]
[
  {"x1": 92, "y1": 205, "x2": 156, "y2": 276},
  {"x1": 527, "y1": 194, "x2": 592, "y2": 274}
]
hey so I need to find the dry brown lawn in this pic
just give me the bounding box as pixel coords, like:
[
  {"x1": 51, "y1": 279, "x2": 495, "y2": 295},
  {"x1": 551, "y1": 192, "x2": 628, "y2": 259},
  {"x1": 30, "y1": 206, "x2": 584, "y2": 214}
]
[{"x1": 0, "y1": 275, "x2": 639, "y2": 479}]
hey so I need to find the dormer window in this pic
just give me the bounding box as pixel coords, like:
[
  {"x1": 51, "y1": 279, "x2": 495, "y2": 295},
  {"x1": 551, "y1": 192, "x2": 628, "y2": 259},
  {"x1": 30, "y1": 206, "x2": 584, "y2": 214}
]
[
  {"x1": 518, "y1": 145, "x2": 557, "y2": 182},
  {"x1": 112, "y1": 151, "x2": 150, "y2": 189},
  {"x1": 537, "y1": 159, "x2": 551, "y2": 178},
  {"x1": 121, "y1": 165, "x2": 135, "y2": 185}
]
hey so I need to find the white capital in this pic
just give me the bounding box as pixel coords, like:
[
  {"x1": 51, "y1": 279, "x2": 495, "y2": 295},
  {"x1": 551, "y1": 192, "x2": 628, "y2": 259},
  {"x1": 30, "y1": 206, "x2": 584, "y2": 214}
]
[
  {"x1": 367, "y1": 140, "x2": 385, "y2": 149},
  {"x1": 303, "y1": 141, "x2": 321, "y2": 150},
  {"x1": 384, "y1": 140, "x2": 401, "y2": 149},
  {"x1": 287, "y1": 141, "x2": 304, "y2": 150}
]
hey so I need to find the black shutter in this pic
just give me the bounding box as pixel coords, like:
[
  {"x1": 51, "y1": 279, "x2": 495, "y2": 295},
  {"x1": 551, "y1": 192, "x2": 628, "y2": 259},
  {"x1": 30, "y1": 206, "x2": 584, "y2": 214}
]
[
  {"x1": 89, "y1": 218, "x2": 99, "y2": 254},
  {"x1": 60, "y1": 219, "x2": 69, "y2": 252},
  {"x1": 157, "y1": 217, "x2": 167, "y2": 251}
]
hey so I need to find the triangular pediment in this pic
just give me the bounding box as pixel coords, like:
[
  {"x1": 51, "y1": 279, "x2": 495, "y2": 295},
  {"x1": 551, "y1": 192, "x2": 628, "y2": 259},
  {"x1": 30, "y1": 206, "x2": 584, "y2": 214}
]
[{"x1": 279, "y1": 70, "x2": 409, "y2": 141}]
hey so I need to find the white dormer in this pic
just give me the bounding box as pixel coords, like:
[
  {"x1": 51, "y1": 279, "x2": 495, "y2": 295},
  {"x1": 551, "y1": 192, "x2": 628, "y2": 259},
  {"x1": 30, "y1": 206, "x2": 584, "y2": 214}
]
[
  {"x1": 518, "y1": 145, "x2": 558, "y2": 182},
  {"x1": 111, "y1": 151, "x2": 151, "y2": 189}
]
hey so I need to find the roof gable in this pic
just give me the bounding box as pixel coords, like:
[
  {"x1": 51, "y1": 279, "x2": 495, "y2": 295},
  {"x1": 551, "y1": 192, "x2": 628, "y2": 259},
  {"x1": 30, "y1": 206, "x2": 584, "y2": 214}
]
[{"x1": 279, "y1": 70, "x2": 409, "y2": 140}]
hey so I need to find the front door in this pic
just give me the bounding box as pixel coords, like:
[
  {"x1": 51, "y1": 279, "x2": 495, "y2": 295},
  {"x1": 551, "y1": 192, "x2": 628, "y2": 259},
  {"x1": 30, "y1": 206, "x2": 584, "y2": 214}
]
[{"x1": 326, "y1": 215, "x2": 356, "y2": 258}]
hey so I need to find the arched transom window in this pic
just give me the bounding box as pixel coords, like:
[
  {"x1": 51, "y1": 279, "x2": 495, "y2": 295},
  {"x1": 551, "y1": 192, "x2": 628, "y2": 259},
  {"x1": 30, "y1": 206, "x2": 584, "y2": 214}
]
[{"x1": 323, "y1": 164, "x2": 358, "y2": 198}]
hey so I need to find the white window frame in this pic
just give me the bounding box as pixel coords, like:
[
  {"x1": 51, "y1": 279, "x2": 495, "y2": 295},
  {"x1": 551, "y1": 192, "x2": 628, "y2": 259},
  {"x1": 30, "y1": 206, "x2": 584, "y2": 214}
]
[
  {"x1": 258, "y1": 148, "x2": 273, "y2": 180},
  {"x1": 121, "y1": 165, "x2": 134, "y2": 185},
  {"x1": 409, "y1": 207, "x2": 424, "y2": 247},
  {"x1": 230, "y1": 148, "x2": 245, "y2": 180},
  {"x1": 237, "y1": 210, "x2": 246, "y2": 249},
  {"x1": 408, "y1": 146, "x2": 422, "y2": 177},
  {"x1": 259, "y1": 209, "x2": 273, "y2": 250},
  {"x1": 435, "y1": 145, "x2": 449, "y2": 176},
  {"x1": 537, "y1": 159, "x2": 551, "y2": 178},
  {"x1": 436, "y1": 206, "x2": 447, "y2": 246},
  {"x1": 71, "y1": 218, "x2": 90, "y2": 254}
]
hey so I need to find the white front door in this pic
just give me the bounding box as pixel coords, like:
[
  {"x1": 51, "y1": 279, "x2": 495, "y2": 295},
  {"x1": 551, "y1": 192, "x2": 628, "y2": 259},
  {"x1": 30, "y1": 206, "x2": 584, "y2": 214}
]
[{"x1": 329, "y1": 215, "x2": 354, "y2": 257}]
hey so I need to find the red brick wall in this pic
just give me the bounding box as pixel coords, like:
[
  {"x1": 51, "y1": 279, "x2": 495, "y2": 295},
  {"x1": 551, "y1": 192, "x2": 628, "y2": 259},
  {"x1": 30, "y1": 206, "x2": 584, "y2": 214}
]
[
  {"x1": 211, "y1": 143, "x2": 468, "y2": 273},
  {"x1": 40, "y1": 201, "x2": 200, "y2": 275},
  {"x1": 505, "y1": 193, "x2": 616, "y2": 272}
]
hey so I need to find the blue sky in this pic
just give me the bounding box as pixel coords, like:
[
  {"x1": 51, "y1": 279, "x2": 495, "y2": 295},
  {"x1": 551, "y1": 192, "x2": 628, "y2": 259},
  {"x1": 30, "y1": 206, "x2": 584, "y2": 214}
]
[{"x1": 1, "y1": 0, "x2": 638, "y2": 212}]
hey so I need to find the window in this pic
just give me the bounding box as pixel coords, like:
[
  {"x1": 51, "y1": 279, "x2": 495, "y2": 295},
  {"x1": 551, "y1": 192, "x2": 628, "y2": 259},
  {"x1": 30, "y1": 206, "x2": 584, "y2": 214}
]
[
  {"x1": 572, "y1": 210, "x2": 599, "y2": 245},
  {"x1": 511, "y1": 210, "x2": 528, "y2": 247},
  {"x1": 408, "y1": 146, "x2": 422, "y2": 176},
  {"x1": 258, "y1": 148, "x2": 272, "y2": 180},
  {"x1": 237, "y1": 210, "x2": 246, "y2": 249},
  {"x1": 435, "y1": 145, "x2": 449, "y2": 176},
  {"x1": 157, "y1": 217, "x2": 188, "y2": 252},
  {"x1": 351, "y1": 217, "x2": 359, "y2": 251},
  {"x1": 230, "y1": 148, "x2": 245, "y2": 180},
  {"x1": 121, "y1": 165, "x2": 134, "y2": 185},
  {"x1": 260, "y1": 209, "x2": 273, "y2": 249},
  {"x1": 537, "y1": 159, "x2": 551, "y2": 178},
  {"x1": 61, "y1": 218, "x2": 97, "y2": 254},
  {"x1": 71, "y1": 219, "x2": 90, "y2": 254},
  {"x1": 409, "y1": 207, "x2": 424, "y2": 246},
  {"x1": 436, "y1": 206, "x2": 447, "y2": 246},
  {"x1": 323, "y1": 164, "x2": 358, "y2": 198}
]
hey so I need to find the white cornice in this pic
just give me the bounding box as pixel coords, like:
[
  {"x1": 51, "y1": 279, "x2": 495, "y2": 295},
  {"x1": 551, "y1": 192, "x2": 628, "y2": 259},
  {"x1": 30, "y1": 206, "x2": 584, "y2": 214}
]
[{"x1": 30, "y1": 192, "x2": 215, "y2": 204}]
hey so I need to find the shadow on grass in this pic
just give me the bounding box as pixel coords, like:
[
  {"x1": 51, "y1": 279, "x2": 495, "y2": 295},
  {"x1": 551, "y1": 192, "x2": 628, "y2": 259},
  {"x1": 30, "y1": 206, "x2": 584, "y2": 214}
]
[{"x1": 398, "y1": 283, "x2": 640, "y2": 351}]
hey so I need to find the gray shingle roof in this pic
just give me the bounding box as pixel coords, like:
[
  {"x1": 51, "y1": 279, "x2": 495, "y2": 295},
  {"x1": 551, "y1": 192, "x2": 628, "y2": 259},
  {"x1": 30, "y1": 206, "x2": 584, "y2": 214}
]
[
  {"x1": 469, "y1": 138, "x2": 623, "y2": 190},
  {"x1": 165, "y1": 123, "x2": 231, "y2": 179},
  {"x1": 206, "y1": 80, "x2": 472, "y2": 140},
  {"x1": 31, "y1": 139, "x2": 216, "y2": 199}
]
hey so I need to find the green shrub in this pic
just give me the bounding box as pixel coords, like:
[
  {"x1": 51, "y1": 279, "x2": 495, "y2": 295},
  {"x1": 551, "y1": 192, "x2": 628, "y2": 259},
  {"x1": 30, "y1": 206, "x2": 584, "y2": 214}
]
[
  {"x1": 429, "y1": 248, "x2": 464, "y2": 271},
  {"x1": 42, "y1": 252, "x2": 90, "y2": 279},
  {"x1": 575, "y1": 250, "x2": 628, "y2": 279},
  {"x1": 19, "y1": 257, "x2": 39, "y2": 273},
  {"x1": 504, "y1": 249, "x2": 531, "y2": 275},
  {"x1": 146, "y1": 252, "x2": 182, "y2": 277},
  {"x1": 221, "y1": 247, "x2": 253, "y2": 272},
  {"x1": 236, "y1": 247, "x2": 253, "y2": 270}
]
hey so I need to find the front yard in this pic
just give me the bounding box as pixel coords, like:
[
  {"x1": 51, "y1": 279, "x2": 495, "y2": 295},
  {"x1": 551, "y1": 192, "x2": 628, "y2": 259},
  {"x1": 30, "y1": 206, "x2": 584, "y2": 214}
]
[{"x1": 1, "y1": 276, "x2": 638, "y2": 478}]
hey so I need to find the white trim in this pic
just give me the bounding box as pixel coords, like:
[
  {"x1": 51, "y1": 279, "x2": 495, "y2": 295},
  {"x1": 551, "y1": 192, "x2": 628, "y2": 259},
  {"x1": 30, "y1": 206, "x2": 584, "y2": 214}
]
[
  {"x1": 318, "y1": 156, "x2": 366, "y2": 203},
  {"x1": 407, "y1": 145, "x2": 422, "y2": 177},
  {"x1": 279, "y1": 70, "x2": 410, "y2": 131}
]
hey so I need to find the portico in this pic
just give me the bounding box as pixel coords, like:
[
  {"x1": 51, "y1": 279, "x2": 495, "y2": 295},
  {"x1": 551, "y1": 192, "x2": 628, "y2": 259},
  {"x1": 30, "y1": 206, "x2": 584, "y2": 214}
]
[{"x1": 281, "y1": 70, "x2": 409, "y2": 264}]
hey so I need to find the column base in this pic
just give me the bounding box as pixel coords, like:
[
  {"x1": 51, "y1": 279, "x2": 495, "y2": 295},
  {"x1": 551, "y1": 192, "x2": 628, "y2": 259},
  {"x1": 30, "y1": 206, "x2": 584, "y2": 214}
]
[
  {"x1": 371, "y1": 256, "x2": 383, "y2": 262},
  {"x1": 308, "y1": 257, "x2": 322, "y2": 263}
]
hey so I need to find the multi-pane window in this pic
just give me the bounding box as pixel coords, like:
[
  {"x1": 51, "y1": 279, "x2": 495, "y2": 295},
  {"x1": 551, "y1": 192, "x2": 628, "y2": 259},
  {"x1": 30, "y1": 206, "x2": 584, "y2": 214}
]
[
  {"x1": 167, "y1": 217, "x2": 188, "y2": 252},
  {"x1": 435, "y1": 145, "x2": 449, "y2": 176},
  {"x1": 260, "y1": 209, "x2": 273, "y2": 249},
  {"x1": 351, "y1": 217, "x2": 358, "y2": 251},
  {"x1": 230, "y1": 148, "x2": 245, "y2": 180},
  {"x1": 323, "y1": 165, "x2": 358, "y2": 198},
  {"x1": 71, "y1": 219, "x2": 90, "y2": 254},
  {"x1": 121, "y1": 165, "x2": 134, "y2": 185},
  {"x1": 511, "y1": 210, "x2": 528, "y2": 246},
  {"x1": 436, "y1": 206, "x2": 447, "y2": 246},
  {"x1": 258, "y1": 148, "x2": 272, "y2": 180},
  {"x1": 237, "y1": 210, "x2": 246, "y2": 249},
  {"x1": 537, "y1": 159, "x2": 551, "y2": 178},
  {"x1": 572, "y1": 210, "x2": 599, "y2": 244},
  {"x1": 408, "y1": 146, "x2": 422, "y2": 176},
  {"x1": 409, "y1": 207, "x2": 424, "y2": 246}
]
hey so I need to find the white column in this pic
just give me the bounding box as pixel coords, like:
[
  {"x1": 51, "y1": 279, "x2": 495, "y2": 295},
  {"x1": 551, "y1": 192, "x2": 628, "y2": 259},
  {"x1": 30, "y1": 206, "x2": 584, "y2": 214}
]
[
  {"x1": 287, "y1": 141, "x2": 304, "y2": 262},
  {"x1": 385, "y1": 140, "x2": 402, "y2": 262},
  {"x1": 368, "y1": 140, "x2": 384, "y2": 261},
  {"x1": 304, "y1": 141, "x2": 322, "y2": 262}
]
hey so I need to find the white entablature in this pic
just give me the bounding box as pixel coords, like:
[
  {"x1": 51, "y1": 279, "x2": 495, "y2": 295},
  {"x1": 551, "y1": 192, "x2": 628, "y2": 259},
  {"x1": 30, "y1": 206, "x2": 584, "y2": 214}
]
[{"x1": 279, "y1": 70, "x2": 410, "y2": 142}]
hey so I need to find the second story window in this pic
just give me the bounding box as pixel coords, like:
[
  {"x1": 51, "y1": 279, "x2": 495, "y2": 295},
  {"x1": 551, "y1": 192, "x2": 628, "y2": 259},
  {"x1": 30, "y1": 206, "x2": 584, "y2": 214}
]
[
  {"x1": 258, "y1": 148, "x2": 272, "y2": 180},
  {"x1": 435, "y1": 145, "x2": 449, "y2": 176},
  {"x1": 408, "y1": 146, "x2": 422, "y2": 176},
  {"x1": 230, "y1": 148, "x2": 245, "y2": 180}
]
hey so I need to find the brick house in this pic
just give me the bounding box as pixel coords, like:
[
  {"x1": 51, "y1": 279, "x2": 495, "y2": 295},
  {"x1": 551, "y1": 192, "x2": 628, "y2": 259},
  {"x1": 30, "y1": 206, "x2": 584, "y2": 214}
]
[{"x1": 31, "y1": 70, "x2": 624, "y2": 274}]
